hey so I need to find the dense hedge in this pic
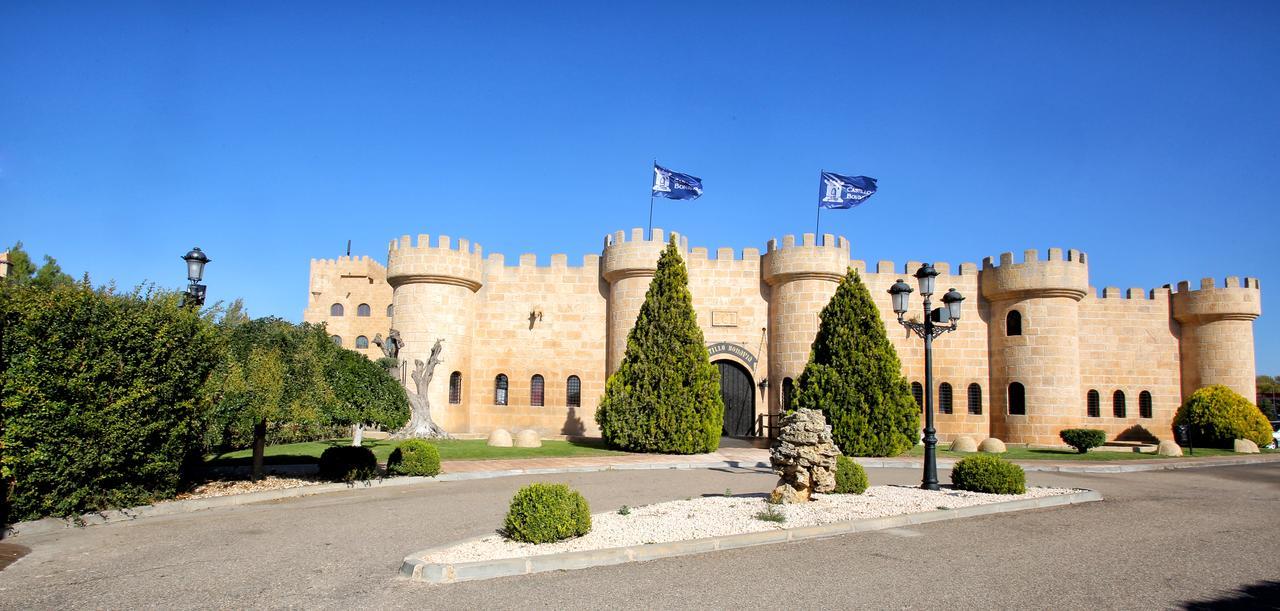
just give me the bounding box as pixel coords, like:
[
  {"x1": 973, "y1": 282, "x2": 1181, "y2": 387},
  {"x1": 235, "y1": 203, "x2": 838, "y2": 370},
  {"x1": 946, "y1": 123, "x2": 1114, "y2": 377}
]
[
  {"x1": 833, "y1": 456, "x2": 868, "y2": 494},
  {"x1": 387, "y1": 439, "x2": 441, "y2": 477},
  {"x1": 792, "y1": 269, "x2": 919, "y2": 457},
  {"x1": 1059, "y1": 429, "x2": 1107, "y2": 454},
  {"x1": 317, "y1": 446, "x2": 378, "y2": 482},
  {"x1": 950, "y1": 454, "x2": 1026, "y2": 494},
  {"x1": 0, "y1": 282, "x2": 221, "y2": 521},
  {"x1": 503, "y1": 483, "x2": 592, "y2": 543},
  {"x1": 1172, "y1": 385, "x2": 1271, "y2": 448},
  {"x1": 596, "y1": 238, "x2": 723, "y2": 454}
]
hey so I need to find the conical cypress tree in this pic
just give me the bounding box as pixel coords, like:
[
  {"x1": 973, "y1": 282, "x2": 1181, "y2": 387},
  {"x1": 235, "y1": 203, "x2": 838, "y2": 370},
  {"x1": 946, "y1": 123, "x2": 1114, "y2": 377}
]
[
  {"x1": 596, "y1": 237, "x2": 724, "y2": 454},
  {"x1": 793, "y1": 268, "x2": 919, "y2": 456}
]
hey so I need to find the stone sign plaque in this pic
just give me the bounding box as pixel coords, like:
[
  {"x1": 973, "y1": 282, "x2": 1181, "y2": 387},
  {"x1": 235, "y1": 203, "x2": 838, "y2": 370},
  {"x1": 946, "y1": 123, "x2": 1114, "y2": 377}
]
[{"x1": 711, "y1": 310, "x2": 738, "y2": 327}]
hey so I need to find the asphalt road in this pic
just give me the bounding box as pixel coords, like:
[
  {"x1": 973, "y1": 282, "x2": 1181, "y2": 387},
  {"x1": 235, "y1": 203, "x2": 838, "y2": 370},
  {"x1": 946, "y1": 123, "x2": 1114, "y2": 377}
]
[{"x1": 1, "y1": 463, "x2": 1277, "y2": 610}]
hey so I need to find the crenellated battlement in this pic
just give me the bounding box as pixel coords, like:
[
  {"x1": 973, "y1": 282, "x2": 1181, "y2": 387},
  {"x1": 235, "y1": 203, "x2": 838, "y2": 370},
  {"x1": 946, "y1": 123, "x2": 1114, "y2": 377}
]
[
  {"x1": 482, "y1": 252, "x2": 602, "y2": 272},
  {"x1": 867, "y1": 260, "x2": 981, "y2": 278},
  {"x1": 386, "y1": 233, "x2": 486, "y2": 291},
  {"x1": 309, "y1": 255, "x2": 386, "y2": 278},
  {"x1": 601, "y1": 227, "x2": 686, "y2": 282},
  {"x1": 980, "y1": 247, "x2": 1090, "y2": 301},
  {"x1": 1171, "y1": 276, "x2": 1262, "y2": 323},
  {"x1": 761, "y1": 233, "x2": 851, "y2": 286}
]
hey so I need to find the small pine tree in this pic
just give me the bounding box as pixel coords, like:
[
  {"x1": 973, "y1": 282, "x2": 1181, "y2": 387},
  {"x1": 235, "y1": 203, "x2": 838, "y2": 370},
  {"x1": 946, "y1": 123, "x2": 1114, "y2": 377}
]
[
  {"x1": 596, "y1": 237, "x2": 724, "y2": 454},
  {"x1": 792, "y1": 268, "x2": 919, "y2": 456}
]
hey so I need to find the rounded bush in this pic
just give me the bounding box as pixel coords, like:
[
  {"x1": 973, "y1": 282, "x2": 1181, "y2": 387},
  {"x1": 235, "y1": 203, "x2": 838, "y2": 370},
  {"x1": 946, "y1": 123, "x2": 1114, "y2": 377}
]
[
  {"x1": 1172, "y1": 385, "x2": 1271, "y2": 448},
  {"x1": 317, "y1": 446, "x2": 378, "y2": 482},
  {"x1": 503, "y1": 483, "x2": 592, "y2": 544},
  {"x1": 387, "y1": 440, "x2": 441, "y2": 477},
  {"x1": 950, "y1": 454, "x2": 1026, "y2": 495},
  {"x1": 1059, "y1": 429, "x2": 1107, "y2": 454},
  {"x1": 833, "y1": 456, "x2": 868, "y2": 494}
]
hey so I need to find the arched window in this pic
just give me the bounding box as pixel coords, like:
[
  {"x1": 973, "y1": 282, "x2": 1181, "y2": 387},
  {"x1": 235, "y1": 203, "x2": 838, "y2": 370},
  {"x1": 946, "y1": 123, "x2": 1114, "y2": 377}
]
[
  {"x1": 330, "y1": 303, "x2": 344, "y2": 317},
  {"x1": 1008, "y1": 382, "x2": 1026, "y2": 415},
  {"x1": 1087, "y1": 390, "x2": 1100, "y2": 417},
  {"x1": 386, "y1": 304, "x2": 394, "y2": 317},
  {"x1": 1113, "y1": 390, "x2": 1126, "y2": 418},
  {"x1": 357, "y1": 303, "x2": 371, "y2": 317},
  {"x1": 530, "y1": 374, "x2": 545, "y2": 407},
  {"x1": 355, "y1": 335, "x2": 369, "y2": 349},
  {"x1": 967, "y1": 383, "x2": 982, "y2": 415},
  {"x1": 449, "y1": 372, "x2": 462, "y2": 404},
  {"x1": 494, "y1": 374, "x2": 508, "y2": 406},
  {"x1": 1006, "y1": 310, "x2": 1022, "y2": 336},
  {"x1": 330, "y1": 335, "x2": 342, "y2": 346},
  {"x1": 1139, "y1": 391, "x2": 1152, "y2": 419},
  {"x1": 566, "y1": 375, "x2": 581, "y2": 408},
  {"x1": 782, "y1": 378, "x2": 795, "y2": 411},
  {"x1": 939, "y1": 383, "x2": 953, "y2": 414},
  {"x1": 911, "y1": 382, "x2": 924, "y2": 409}
]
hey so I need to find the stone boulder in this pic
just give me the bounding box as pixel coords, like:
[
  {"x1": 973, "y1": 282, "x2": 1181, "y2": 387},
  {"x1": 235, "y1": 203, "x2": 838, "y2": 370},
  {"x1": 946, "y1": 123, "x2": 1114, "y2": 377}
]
[
  {"x1": 1157, "y1": 439, "x2": 1183, "y2": 457},
  {"x1": 486, "y1": 428, "x2": 513, "y2": 448},
  {"x1": 513, "y1": 429, "x2": 542, "y2": 448},
  {"x1": 1233, "y1": 438, "x2": 1260, "y2": 454},
  {"x1": 949, "y1": 436, "x2": 978, "y2": 453},
  {"x1": 769, "y1": 408, "x2": 842, "y2": 504},
  {"x1": 978, "y1": 438, "x2": 1007, "y2": 454}
]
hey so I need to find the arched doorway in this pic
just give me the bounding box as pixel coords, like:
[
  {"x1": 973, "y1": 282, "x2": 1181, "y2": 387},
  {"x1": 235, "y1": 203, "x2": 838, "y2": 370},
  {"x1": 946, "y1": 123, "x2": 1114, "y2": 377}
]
[{"x1": 716, "y1": 360, "x2": 756, "y2": 437}]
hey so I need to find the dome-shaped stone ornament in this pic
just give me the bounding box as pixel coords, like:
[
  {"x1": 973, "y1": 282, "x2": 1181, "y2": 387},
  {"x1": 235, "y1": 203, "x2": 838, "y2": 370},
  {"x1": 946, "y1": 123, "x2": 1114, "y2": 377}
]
[
  {"x1": 1233, "y1": 438, "x2": 1260, "y2": 454},
  {"x1": 514, "y1": 429, "x2": 542, "y2": 448},
  {"x1": 1157, "y1": 439, "x2": 1183, "y2": 457},
  {"x1": 486, "y1": 428, "x2": 513, "y2": 447},
  {"x1": 977, "y1": 438, "x2": 1007, "y2": 453},
  {"x1": 949, "y1": 436, "x2": 978, "y2": 453}
]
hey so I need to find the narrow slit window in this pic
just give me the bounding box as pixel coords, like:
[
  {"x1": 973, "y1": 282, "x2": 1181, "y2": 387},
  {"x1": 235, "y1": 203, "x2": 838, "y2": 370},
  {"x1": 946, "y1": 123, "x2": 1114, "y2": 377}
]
[
  {"x1": 967, "y1": 383, "x2": 982, "y2": 415},
  {"x1": 494, "y1": 374, "x2": 508, "y2": 406},
  {"x1": 1006, "y1": 310, "x2": 1022, "y2": 336},
  {"x1": 530, "y1": 374, "x2": 544, "y2": 407},
  {"x1": 1113, "y1": 390, "x2": 1126, "y2": 418},
  {"x1": 1139, "y1": 391, "x2": 1152, "y2": 419},
  {"x1": 1087, "y1": 390, "x2": 1100, "y2": 418},
  {"x1": 566, "y1": 376, "x2": 581, "y2": 408},
  {"x1": 1008, "y1": 382, "x2": 1026, "y2": 415},
  {"x1": 911, "y1": 382, "x2": 924, "y2": 409},
  {"x1": 449, "y1": 372, "x2": 462, "y2": 404}
]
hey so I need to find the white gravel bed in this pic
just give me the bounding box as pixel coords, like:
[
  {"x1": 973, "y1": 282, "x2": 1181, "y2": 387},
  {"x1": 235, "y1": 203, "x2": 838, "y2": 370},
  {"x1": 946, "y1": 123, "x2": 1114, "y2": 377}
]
[
  {"x1": 422, "y1": 485, "x2": 1077, "y2": 564},
  {"x1": 171, "y1": 476, "x2": 319, "y2": 501}
]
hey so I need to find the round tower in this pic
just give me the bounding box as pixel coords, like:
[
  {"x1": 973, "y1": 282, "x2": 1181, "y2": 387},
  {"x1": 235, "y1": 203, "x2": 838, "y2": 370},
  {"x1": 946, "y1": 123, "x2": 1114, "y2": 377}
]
[
  {"x1": 1172, "y1": 276, "x2": 1262, "y2": 400},
  {"x1": 980, "y1": 248, "x2": 1089, "y2": 445},
  {"x1": 386, "y1": 234, "x2": 485, "y2": 433},
  {"x1": 760, "y1": 233, "x2": 850, "y2": 415},
  {"x1": 600, "y1": 228, "x2": 686, "y2": 375}
]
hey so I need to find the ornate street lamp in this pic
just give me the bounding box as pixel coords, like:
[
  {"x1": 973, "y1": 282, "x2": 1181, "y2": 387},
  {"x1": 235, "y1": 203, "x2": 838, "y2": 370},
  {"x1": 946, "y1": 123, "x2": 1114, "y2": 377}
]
[
  {"x1": 889, "y1": 263, "x2": 964, "y2": 490},
  {"x1": 181, "y1": 247, "x2": 211, "y2": 307}
]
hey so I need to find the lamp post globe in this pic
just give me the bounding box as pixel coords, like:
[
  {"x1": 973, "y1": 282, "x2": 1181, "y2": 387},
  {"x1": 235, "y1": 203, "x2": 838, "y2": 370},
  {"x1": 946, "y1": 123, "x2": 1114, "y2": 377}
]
[
  {"x1": 941, "y1": 288, "x2": 965, "y2": 322},
  {"x1": 913, "y1": 262, "x2": 937, "y2": 296},
  {"x1": 888, "y1": 279, "x2": 913, "y2": 316},
  {"x1": 182, "y1": 247, "x2": 211, "y2": 283}
]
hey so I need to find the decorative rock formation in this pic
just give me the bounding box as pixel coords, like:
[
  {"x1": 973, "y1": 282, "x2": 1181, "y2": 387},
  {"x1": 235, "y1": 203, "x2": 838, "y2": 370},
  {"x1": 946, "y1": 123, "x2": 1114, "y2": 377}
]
[
  {"x1": 514, "y1": 429, "x2": 542, "y2": 448},
  {"x1": 949, "y1": 436, "x2": 978, "y2": 453},
  {"x1": 769, "y1": 409, "x2": 842, "y2": 504},
  {"x1": 1233, "y1": 438, "x2": 1260, "y2": 454},
  {"x1": 487, "y1": 429, "x2": 513, "y2": 447},
  {"x1": 1157, "y1": 439, "x2": 1183, "y2": 457},
  {"x1": 978, "y1": 438, "x2": 1007, "y2": 453}
]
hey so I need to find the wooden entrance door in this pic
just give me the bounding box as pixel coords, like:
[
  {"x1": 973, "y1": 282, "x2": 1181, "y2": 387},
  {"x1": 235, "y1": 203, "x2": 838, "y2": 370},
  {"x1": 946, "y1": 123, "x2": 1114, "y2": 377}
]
[{"x1": 716, "y1": 360, "x2": 755, "y2": 437}]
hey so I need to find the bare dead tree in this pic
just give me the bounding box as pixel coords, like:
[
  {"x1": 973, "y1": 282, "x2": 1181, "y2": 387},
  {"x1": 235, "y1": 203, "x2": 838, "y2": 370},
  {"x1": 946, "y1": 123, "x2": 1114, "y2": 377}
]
[{"x1": 393, "y1": 339, "x2": 450, "y2": 439}]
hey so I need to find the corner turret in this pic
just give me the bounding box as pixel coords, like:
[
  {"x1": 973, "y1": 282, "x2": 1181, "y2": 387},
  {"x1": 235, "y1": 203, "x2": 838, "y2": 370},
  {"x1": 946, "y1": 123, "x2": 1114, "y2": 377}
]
[{"x1": 1172, "y1": 276, "x2": 1262, "y2": 399}]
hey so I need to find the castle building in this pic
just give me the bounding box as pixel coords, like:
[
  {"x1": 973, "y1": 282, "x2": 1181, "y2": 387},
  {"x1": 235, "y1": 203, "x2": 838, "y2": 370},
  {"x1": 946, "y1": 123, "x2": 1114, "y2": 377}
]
[{"x1": 303, "y1": 228, "x2": 1262, "y2": 447}]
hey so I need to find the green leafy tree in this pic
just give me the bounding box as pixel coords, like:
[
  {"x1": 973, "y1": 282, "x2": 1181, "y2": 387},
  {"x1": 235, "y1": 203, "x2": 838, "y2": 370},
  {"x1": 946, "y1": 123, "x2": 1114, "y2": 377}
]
[
  {"x1": 596, "y1": 238, "x2": 723, "y2": 454},
  {"x1": 0, "y1": 281, "x2": 221, "y2": 520},
  {"x1": 326, "y1": 347, "x2": 410, "y2": 435},
  {"x1": 2, "y1": 242, "x2": 73, "y2": 289},
  {"x1": 1173, "y1": 385, "x2": 1272, "y2": 448},
  {"x1": 792, "y1": 269, "x2": 920, "y2": 457}
]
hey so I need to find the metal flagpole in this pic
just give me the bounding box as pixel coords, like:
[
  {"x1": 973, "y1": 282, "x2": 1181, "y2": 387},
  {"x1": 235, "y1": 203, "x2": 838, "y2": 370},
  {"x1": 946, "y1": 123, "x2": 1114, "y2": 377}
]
[
  {"x1": 815, "y1": 203, "x2": 822, "y2": 236},
  {"x1": 648, "y1": 159, "x2": 656, "y2": 237}
]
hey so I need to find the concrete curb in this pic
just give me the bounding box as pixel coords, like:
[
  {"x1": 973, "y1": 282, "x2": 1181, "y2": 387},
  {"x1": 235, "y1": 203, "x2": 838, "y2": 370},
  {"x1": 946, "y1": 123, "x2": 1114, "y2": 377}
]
[
  {"x1": 7, "y1": 453, "x2": 1272, "y2": 538},
  {"x1": 399, "y1": 489, "x2": 1104, "y2": 584}
]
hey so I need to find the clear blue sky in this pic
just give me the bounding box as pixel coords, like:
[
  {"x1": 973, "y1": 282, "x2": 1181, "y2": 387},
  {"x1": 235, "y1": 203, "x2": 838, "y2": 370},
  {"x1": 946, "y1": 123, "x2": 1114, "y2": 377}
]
[{"x1": 2, "y1": 2, "x2": 1277, "y2": 372}]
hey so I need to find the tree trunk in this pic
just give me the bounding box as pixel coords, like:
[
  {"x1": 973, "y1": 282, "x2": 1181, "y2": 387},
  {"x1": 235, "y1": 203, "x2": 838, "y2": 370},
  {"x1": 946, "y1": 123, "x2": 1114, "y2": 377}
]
[
  {"x1": 251, "y1": 419, "x2": 267, "y2": 481},
  {"x1": 394, "y1": 339, "x2": 450, "y2": 440},
  {"x1": 351, "y1": 423, "x2": 365, "y2": 447}
]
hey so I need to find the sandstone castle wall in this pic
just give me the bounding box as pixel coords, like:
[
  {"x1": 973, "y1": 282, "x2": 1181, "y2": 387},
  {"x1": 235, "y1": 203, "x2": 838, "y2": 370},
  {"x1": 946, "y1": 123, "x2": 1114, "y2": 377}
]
[{"x1": 304, "y1": 228, "x2": 1261, "y2": 447}]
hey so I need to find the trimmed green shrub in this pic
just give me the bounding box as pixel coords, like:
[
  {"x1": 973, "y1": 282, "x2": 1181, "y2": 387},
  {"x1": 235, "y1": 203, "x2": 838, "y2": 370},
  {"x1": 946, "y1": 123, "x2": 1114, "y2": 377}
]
[
  {"x1": 317, "y1": 446, "x2": 378, "y2": 481},
  {"x1": 1059, "y1": 428, "x2": 1107, "y2": 454},
  {"x1": 950, "y1": 454, "x2": 1026, "y2": 494},
  {"x1": 1172, "y1": 385, "x2": 1271, "y2": 448},
  {"x1": 792, "y1": 269, "x2": 920, "y2": 456},
  {"x1": 1, "y1": 281, "x2": 221, "y2": 522},
  {"x1": 596, "y1": 237, "x2": 724, "y2": 454},
  {"x1": 387, "y1": 439, "x2": 441, "y2": 477},
  {"x1": 503, "y1": 483, "x2": 592, "y2": 543},
  {"x1": 833, "y1": 456, "x2": 869, "y2": 494}
]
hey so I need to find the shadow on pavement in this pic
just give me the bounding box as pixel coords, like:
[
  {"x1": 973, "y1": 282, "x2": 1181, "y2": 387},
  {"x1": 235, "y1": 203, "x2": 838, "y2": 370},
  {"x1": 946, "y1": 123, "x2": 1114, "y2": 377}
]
[{"x1": 1181, "y1": 580, "x2": 1280, "y2": 610}]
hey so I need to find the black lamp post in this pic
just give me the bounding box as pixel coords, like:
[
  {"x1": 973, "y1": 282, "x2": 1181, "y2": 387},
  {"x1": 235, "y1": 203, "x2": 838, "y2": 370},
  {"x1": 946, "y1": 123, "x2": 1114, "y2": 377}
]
[
  {"x1": 888, "y1": 263, "x2": 965, "y2": 490},
  {"x1": 181, "y1": 247, "x2": 211, "y2": 308}
]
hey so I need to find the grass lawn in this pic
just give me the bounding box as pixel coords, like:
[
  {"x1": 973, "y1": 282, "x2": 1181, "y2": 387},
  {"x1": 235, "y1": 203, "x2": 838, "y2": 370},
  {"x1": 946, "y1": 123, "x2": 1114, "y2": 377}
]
[
  {"x1": 903, "y1": 445, "x2": 1276, "y2": 461},
  {"x1": 204, "y1": 437, "x2": 625, "y2": 467}
]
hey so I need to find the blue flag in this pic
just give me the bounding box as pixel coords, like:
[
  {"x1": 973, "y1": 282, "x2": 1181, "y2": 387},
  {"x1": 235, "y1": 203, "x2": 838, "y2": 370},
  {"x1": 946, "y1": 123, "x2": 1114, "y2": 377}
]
[
  {"x1": 652, "y1": 163, "x2": 703, "y2": 200},
  {"x1": 818, "y1": 172, "x2": 877, "y2": 209}
]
